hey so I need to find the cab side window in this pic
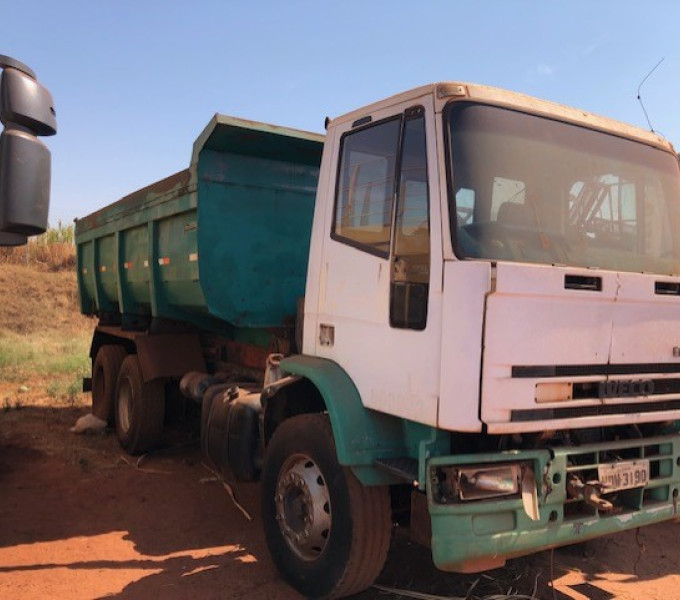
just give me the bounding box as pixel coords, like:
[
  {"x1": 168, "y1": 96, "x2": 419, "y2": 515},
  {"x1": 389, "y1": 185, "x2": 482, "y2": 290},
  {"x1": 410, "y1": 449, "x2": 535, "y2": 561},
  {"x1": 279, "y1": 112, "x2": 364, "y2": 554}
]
[
  {"x1": 390, "y1": 113, "x2": 430, "y2": 330},
  {"x1": 332, "y1": 110, "x2": 431, "y2": 331},
  {"x1": 333, "y1": 118, "x2": 401, "y2": 257}
]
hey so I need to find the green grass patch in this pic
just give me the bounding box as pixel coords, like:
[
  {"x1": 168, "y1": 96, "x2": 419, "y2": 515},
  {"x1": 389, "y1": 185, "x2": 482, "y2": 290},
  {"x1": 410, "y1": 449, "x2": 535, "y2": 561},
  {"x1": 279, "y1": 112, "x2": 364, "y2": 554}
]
[
  {"x1": 46, "y1": 377, "x2": 83, "y2": 401},
  {"x1": 0, "y1": 342, "x2": 34, "y2": 372},
  {"x1": 0, "y1": 332, "x2": 89, "y2": 376},
  {"x1": 0, "y1": 329, "x2": 91, "y2": 403}
]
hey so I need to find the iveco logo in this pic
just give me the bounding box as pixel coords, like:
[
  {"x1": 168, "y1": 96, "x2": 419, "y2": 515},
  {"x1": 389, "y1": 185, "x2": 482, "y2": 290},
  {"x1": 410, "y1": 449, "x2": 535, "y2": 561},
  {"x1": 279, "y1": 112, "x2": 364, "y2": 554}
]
[{"x1": 598, "y1": 379, "x2": 655, "y2": 399}]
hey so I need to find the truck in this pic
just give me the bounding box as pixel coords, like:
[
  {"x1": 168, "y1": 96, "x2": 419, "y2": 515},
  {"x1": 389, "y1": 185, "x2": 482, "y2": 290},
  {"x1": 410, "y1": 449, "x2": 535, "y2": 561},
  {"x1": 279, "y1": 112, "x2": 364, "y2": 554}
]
[
  {"x1": 0, "y1": 54, "x2": 57, "y2": 246},
  {"x1": 76, "y1": 82, "x2": 680, "y2": 599}
]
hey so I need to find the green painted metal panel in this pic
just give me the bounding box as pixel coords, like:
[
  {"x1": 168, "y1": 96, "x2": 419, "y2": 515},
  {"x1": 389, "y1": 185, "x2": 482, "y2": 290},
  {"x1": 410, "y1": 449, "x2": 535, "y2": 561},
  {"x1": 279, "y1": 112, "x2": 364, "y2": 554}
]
[
  {"x1": 157, "y1": 209, "x2": 204, "y2": 309},
  {"x1": 120, "y1": 225, "x2": 151, "y2": 315},
  {"x1": 75, "y1": 116, "x2": 324, "y2": 336},
  {"x1": 97, "y1": 234, "x2": 118, "y2": 310},
  {"x1": 426, "y1": 434, "x2": 680, "y2": 572},
  {"x1": 76, "y1": 240, "x2": 95, "y2": 314},
  {"x1": 197, "y1": 151, "x2": 319, "y2": 327},
  {"x1": 279, "y1": 355, "x2": 449, "y2": 485}
]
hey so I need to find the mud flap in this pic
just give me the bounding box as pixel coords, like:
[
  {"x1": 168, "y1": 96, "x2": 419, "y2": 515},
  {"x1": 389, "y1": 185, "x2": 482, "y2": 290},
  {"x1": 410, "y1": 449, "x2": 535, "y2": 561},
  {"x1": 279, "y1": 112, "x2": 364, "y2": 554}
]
[{"x1": 136, "y1": 334, "x2": 206, "y2": 382}]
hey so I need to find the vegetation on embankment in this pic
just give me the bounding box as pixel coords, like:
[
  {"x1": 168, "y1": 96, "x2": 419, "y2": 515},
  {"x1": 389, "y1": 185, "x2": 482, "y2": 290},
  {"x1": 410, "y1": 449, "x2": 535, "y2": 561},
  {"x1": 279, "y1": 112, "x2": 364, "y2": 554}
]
[
  {"x1": 0, "y1": 224, "x2": 94, "y2": 409},
  {"x1": 0, "y1": 221, "x2": 76, "y2": 272}
]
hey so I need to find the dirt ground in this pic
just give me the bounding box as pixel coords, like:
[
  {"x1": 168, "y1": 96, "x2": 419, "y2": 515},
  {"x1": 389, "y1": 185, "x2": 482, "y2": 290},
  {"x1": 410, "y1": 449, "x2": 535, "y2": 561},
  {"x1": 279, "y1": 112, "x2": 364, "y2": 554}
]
[{"x1": 2, "y1": 403, "x2": 680, "y2": 600}]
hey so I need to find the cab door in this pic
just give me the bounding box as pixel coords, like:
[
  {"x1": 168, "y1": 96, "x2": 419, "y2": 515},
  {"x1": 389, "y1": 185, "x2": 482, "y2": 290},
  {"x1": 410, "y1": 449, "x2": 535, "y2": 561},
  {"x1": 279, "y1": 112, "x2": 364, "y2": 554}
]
[{"x1": 309, "y1": 96, "x2": 442, "y2": 426}]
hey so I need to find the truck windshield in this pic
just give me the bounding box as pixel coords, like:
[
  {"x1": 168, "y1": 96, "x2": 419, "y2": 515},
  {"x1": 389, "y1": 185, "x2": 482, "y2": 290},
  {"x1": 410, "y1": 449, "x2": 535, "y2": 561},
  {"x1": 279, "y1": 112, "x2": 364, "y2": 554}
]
[{"x1": 447, "y1": 102, "x2": 680, "y2": 275}]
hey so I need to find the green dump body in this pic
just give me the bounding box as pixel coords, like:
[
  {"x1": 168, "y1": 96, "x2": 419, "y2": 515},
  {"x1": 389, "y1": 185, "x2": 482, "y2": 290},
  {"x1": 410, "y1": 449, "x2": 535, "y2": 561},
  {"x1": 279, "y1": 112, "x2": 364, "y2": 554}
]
[{"x1": 76, "y1": 115, "x2": 324, "y2": 340}]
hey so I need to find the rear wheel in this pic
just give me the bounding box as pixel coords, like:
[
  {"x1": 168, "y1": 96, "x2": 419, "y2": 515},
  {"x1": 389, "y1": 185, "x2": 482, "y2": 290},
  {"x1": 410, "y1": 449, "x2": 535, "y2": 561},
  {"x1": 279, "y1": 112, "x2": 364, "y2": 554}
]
[
  {"x1": 115, "y1": 355, "x2": 165, "y2": 455},
  {"x1": 92, "y1": 345, "x2": 127, "y2": 424},
  {"x1": 261, "y1": 413, "x2": 391, "y2": 599}
]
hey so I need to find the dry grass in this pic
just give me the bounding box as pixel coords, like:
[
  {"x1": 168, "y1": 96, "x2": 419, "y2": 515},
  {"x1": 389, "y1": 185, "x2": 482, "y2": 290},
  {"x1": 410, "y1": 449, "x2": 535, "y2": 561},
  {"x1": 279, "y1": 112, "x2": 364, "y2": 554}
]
[
  {"x1": 0, "y1": 264, "x2": 91, "y2": 335},
  {"x1": 0, "y1": 223, "x2": 76, "y2": 272},
  {"x1": 0, "y1": 241, "x2": 76, "y2": 271}
]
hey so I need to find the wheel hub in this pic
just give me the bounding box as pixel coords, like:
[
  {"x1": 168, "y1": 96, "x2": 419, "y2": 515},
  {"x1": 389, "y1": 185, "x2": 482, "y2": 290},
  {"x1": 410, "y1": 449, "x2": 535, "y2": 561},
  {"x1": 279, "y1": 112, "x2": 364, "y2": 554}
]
[{"x1": 274, "y1": 454, "x2": 331, "y2": 561}]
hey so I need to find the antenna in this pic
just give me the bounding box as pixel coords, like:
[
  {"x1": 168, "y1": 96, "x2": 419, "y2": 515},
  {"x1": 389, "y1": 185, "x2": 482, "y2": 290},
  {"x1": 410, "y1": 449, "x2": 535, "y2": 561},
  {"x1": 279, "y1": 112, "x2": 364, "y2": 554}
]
[{"x1": 637, "y1": 57, "x2": 664, "y2": 132}]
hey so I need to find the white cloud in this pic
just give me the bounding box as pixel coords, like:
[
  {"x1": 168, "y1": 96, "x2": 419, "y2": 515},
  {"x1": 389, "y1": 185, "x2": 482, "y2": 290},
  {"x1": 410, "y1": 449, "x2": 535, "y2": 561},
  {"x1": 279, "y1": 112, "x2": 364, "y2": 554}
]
[
  {"x1": 582, "y1": 34, "x2": 610, "y2": 57},
  {"x1": 536, "y1": 64, "x2": 555, "y2": 76}
]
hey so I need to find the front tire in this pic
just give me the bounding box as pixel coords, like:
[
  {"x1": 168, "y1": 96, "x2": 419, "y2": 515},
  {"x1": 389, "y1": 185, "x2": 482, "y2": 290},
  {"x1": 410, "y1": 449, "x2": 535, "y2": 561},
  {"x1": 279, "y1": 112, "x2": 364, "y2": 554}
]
[
  {"x1": 261, "y1": 414, "x2": 391, "y2": 599},
  {"x1": 115, "y1": 355, "x2": 165, "y2": 455}
]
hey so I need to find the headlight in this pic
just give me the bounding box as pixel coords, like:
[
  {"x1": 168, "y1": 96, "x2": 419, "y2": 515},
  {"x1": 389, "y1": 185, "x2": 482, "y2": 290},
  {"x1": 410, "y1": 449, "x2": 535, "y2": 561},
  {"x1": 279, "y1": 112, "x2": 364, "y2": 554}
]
[
  {"x1": 431, "y1": 462, "x2": 524, "y2": 503},
  {"x1": 457, "y1": 464, "x2": 521, "y2": 500}
]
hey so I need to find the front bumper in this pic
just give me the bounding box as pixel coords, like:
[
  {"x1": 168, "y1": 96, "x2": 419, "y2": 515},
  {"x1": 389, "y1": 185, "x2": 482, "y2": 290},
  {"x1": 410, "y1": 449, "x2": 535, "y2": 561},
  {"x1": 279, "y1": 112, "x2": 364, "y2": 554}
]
[{"x1": 427, "y1": 434, "x2": 680, "y2": 572}]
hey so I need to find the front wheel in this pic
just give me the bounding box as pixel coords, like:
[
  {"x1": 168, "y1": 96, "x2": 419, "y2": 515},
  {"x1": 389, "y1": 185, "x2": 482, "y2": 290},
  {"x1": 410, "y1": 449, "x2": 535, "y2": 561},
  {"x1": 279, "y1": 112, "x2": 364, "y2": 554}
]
[
  {"x1": 261, "y1": 413, "x2": 391, "y2": 599},
  {"x1": 115, "y1": 354, "x2": 165, "y2": 455}
]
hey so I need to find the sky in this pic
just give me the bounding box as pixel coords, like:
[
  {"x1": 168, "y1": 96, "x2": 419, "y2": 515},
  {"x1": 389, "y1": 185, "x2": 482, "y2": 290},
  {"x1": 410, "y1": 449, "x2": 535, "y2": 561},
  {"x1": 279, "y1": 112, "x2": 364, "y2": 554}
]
[{"x1": 2, "y1": 1, "x2": 680, "y2": 227}]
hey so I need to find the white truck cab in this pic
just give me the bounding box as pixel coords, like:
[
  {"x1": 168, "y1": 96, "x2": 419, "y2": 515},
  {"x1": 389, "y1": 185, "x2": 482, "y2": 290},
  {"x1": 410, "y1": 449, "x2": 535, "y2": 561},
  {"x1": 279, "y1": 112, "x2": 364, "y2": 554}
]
[{"x1": 306, "y1": 82, "x2": 680, "y2": 436}]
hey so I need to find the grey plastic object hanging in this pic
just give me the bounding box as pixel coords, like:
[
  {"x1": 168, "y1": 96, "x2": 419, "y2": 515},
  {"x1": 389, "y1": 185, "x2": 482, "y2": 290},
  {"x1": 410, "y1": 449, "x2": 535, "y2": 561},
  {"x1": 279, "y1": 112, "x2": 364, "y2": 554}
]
[{"x1": 0, "y1": 55, "x2": 57, "y2": 243}]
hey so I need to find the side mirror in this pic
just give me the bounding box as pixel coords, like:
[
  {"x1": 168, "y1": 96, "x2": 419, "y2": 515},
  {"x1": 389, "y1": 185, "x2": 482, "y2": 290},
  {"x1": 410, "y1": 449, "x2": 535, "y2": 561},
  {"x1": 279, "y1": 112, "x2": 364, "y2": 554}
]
[
  {"x1": 0, "y1": 55, "x2": 56, "y2": 244},
  {"x1": 0, "y1": 66, "x2": 57, "y2": 136}
]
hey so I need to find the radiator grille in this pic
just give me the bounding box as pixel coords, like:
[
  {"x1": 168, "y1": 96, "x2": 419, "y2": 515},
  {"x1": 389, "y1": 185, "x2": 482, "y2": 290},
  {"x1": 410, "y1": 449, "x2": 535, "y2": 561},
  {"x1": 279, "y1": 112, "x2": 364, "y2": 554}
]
[{"x1": 558, "y1": 439, "x2": 676, "y2": 520}]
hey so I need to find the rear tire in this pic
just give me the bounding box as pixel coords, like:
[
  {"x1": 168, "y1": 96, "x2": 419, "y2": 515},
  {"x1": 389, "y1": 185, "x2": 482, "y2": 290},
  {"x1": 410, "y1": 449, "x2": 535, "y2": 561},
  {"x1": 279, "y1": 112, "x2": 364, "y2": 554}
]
[
  {"x1": 261, "y1": 413, "x2": 391, "y2": 599},
  {"x1": 92, "y1": 345, "x2": 127, "y2": 424},
  {"x1": 115, "y1": 355, "x2": 165, "y2": 455}
]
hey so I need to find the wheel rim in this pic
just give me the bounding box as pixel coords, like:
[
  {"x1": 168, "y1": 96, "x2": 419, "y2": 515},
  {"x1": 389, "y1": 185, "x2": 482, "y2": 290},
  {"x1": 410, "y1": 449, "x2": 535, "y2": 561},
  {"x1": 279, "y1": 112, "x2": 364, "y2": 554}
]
[
  {"x1": 117, "y1": 377, "x2": 133, "y2": 434},
  {"x1": 275, "y1": 453, "x2": 332, "y2": 561}
]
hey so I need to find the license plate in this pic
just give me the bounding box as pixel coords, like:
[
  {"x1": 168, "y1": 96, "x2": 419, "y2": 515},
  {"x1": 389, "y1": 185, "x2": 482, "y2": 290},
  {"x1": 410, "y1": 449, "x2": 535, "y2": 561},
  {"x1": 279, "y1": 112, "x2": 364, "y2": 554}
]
[{"x1": 598, "y1": 459, "x2": 650, "y2": 492}]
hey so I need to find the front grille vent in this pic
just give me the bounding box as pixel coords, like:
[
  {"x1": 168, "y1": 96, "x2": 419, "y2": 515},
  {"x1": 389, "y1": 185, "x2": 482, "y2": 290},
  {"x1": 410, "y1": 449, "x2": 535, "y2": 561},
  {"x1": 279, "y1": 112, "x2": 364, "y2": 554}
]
[
  {"x1": 513, "y1": 363, "x2": 680, "y2": 379},
  {"x1": 560, "y1": 439, "x2": 676, "y2": 520},
  {"x1": 512, "y1": 399, "x2": 680, "y2": 422}
]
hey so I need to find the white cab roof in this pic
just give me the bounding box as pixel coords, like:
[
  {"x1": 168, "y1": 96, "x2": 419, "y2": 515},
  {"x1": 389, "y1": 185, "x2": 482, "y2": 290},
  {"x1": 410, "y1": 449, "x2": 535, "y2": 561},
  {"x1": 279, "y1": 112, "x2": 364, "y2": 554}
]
[{"x1": 329, "y1": 82, "x2": 674, "y2": 153}]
